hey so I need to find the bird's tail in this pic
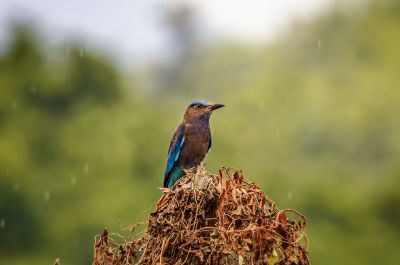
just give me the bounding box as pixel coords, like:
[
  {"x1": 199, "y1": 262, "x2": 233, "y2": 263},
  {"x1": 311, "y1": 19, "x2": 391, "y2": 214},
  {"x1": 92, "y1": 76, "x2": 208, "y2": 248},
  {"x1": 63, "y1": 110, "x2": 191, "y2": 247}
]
[{"x1": 164, "y1": 166, "x2": 185, "y2": 188}]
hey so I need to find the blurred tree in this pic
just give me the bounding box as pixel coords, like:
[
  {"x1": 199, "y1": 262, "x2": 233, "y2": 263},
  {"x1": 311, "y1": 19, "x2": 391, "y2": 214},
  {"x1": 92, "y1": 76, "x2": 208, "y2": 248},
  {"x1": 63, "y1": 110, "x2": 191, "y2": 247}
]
[
  {"x1": 0, "y1": 179, "x2": 44, "y2": 255},
  {"x1": 0, "y1": 23, "x2": 127, "y2": 265},
  {"x1": 0, "y1": 24, "x2": 43, "y2": 123},
  {"x1": 0, "y1": 0, "x2": 400, "y2": 264},
  {"x1": 157, "y1": 4, "x2": 200, "y2": 91},
  {"x1": 66, "y1": 48, "x2": 122, "y2": 106}
]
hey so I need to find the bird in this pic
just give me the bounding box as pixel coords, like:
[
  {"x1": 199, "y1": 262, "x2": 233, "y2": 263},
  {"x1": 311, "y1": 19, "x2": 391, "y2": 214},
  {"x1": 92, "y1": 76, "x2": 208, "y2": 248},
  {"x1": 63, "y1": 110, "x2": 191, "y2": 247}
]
[{"x1": 163, "y1": 100, "x2": 224, "y2": 188}]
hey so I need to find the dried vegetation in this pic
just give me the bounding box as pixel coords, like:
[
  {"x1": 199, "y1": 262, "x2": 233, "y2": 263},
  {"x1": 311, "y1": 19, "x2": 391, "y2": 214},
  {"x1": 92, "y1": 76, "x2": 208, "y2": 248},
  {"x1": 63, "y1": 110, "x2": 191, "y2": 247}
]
[{"x1": 92, "y1": 166, "x2": 309, "y2": 264}]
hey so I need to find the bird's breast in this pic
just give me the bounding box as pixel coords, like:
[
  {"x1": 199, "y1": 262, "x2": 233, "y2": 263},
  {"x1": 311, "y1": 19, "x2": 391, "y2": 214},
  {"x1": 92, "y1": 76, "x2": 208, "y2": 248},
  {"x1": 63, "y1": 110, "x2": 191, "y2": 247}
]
[{"x1": 179, "y1": 123, "x2": 211, "y2": 169}]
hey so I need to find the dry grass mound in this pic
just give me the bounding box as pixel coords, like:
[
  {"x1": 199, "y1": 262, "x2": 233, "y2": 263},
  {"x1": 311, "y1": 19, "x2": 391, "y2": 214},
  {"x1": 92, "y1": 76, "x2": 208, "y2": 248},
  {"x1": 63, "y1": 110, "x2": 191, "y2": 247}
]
[{"x1": 92, "y1": 166, "x2": 309, "y2": 265}]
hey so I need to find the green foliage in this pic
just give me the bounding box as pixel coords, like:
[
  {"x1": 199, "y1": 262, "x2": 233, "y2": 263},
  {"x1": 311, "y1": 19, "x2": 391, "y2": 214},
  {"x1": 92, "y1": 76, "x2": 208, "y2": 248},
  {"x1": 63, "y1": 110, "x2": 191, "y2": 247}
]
[{"x1": 1, "y1": 1, "x2": 400, "y2": 264}]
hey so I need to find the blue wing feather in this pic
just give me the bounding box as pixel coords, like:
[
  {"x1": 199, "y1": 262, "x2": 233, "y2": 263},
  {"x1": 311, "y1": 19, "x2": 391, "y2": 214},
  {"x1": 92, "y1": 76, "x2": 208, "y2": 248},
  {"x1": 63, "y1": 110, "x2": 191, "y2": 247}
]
[
  {"x1": 164, "y1": 125, "x2": 185, "y2": 187},
  {"x1": 166, "y1": 135, "x2": 185, "y2": 176}
]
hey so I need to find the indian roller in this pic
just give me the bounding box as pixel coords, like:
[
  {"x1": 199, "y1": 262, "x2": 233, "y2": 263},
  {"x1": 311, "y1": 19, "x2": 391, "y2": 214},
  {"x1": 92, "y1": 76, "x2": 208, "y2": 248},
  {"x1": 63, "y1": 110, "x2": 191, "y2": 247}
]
[{"x1": 163, "y1": 100, "x2": 224, "y2": 188}]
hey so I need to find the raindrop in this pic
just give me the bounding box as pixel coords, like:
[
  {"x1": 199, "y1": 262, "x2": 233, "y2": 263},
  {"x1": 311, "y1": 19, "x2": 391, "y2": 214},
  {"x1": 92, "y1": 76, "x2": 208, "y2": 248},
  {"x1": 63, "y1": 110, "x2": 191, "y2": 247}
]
[
  {"x1": 79, "y1": 48, "x2": 84, "y2": 57},
  {"x1": 258, "y1": 100, "x2": 264, "y2": 110},
  {"x1": 44, "y1": 190, "x2": 51, "y2": 202},
  {"x1": 13, "y1": 182, "x2": 20, "y2": 192},
  {"x1": 84, "y1": 164, "x2": 89, "y2": 173},
  {"x1": 11, "y1": 100, "x2": 18, "y2": 110},
  {"x1": 0, "y1": 218, "x2": 5, "y2": 228},
  {"x1": 29, "y1": 85, "x2": 37, "y2": 94},
  {"x1": 288, "y1": 191, "x2": 292, "y2": 200},
  {"x1": 71, "y1": 177, "x2": 77, "y2": 186},
  {"x1": 318, "y1": 39, "x2": 321, "y2": 47},
  {"x1": 276, "y1": 129, "x2": 281, "y2": 137}
]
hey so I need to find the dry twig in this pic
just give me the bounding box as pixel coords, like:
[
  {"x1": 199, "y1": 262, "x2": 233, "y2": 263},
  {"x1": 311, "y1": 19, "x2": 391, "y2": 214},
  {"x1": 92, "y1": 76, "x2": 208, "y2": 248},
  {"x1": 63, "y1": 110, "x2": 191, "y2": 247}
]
[{"x1": 92, "y1": 166, "x2": 310, "y2": 265}]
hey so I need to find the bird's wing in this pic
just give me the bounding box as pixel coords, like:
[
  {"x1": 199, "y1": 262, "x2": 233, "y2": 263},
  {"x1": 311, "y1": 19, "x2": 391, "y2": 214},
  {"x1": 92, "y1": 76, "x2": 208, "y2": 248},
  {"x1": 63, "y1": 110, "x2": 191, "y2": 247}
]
[
  {"x1": 165, "y1": 124, "x2": 185, "y2": 181},
  {"x1": 167, "y1": 124, "x2": 182, "y2": 154}
]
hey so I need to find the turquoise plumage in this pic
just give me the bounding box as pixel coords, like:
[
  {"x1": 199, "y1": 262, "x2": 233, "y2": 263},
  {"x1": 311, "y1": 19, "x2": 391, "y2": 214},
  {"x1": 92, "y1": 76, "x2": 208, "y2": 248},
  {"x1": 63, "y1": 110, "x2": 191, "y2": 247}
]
[{"x1": 163, "y1": 100, "x2": 224, "y2": 188}]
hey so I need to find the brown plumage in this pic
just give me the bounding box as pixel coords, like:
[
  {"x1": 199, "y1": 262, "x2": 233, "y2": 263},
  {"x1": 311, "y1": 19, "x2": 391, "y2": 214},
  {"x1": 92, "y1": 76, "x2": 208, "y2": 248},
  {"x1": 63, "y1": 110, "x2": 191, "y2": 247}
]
[{"x1": 163, "y1": 100, "x2": 224, "y2": 188}]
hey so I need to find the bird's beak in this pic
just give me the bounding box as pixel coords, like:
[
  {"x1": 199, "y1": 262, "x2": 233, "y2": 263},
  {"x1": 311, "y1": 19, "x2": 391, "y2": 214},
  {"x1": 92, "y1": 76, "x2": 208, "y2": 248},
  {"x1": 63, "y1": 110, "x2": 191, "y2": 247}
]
[{"x1": 209, "y1": 103, "x2": 225, "y2": 111}]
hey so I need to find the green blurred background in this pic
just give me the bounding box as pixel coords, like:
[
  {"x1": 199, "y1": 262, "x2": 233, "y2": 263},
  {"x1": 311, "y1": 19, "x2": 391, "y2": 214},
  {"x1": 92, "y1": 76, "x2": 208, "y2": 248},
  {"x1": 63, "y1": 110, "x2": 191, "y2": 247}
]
[{"x1": 1, "y1": 0, "x2": 400, "y2": 264}]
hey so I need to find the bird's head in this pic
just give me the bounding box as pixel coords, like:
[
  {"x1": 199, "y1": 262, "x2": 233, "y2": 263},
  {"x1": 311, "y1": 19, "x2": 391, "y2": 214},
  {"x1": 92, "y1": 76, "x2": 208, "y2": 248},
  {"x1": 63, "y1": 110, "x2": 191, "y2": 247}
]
[{"x1": 183, "y1": 100, "x2": 224, "y2": 123}]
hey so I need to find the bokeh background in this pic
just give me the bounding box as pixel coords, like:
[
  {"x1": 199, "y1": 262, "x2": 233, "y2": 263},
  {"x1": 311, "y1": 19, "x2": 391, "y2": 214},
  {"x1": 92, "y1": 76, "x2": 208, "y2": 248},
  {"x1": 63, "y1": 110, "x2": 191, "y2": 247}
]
[{"x1": 1, "y1": 0, "x2": 399, "y2": 264}]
